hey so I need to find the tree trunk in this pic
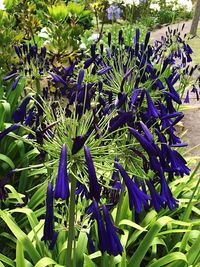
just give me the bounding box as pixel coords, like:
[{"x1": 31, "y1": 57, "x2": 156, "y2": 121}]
[{"x1": 190, "y1": 0, "x2": 200, "y2": 36}]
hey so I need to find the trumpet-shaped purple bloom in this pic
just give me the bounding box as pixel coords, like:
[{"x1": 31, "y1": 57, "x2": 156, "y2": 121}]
[
  {"x1": 146, "y1": 180, "x2": 166, "y2": 212},
  {"x1": 129, "y1": 127, "x2": 157, "y2": 155},
  {"x1": 0, "y1": 124, "x2": 20, "y2": 140},
  {"x1": 144, "y1": 89, "x2": 159, "y2": 118},
  {"x1": 184, "y1": 90, "x2": 190, "y2": 103},
  {"x1": 12, "y1": 76, "x2": 22, "y2": 90},
  {"x1": 84, "y1": 145, "x2": 101, "y2": 201},
  {"x1": 54, "y1": 144, "x2": 70, "y2": 201},
  {"x1": 13, "y1": 96, "x2": 32, "y2": 123},
  {"x1": 42, "y1": 182, "x2": 54, "y2": 242},
  {"x1": 116, "y1": 162, "x2": 151, "y2": 213},
  {"x1": 160, "y1": 174, "x2": 178, "y2": 210},
  {"x1": 140, "y1": 121, "x2": 154, "y2": 143},
  {"x1": 102, "y1": 205, "x2": 123, "y2": 256},
  {"x1": 93, "y1": 200, "x2": 107, "y2": 253}
]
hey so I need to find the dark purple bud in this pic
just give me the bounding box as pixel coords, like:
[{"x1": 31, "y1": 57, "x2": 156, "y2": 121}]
[
  {"x1": 78, "y1": 69, "x2": 84, "y2": 86},
  {"x1": 144, "y1": 89, "x2": 159, "y2": 118},
  {"x1": 140, "y1": 121, "x2": 154, "y2": 143},
  {"x1": 14, "y1": 45, "x2": 22, "y2": 58},
  {"x1": 108, "y1": 32, "x2": 111, "y2": 47},
  {"x1": 109, "y1": 111, "x2": 132, "y2": 132},
  {"x1": 91, "y1": 44, "x2": 96, "y2": 58},
  {"x1": 146, "y1": 180, "x2": 166, "y2": 212},
  {"x1": 116, "y1": 162, "x2": 151, "y2": 213},
  {"x1": 13, "y1": 96, "x2": 32, "y2": 123},
  {"x1": 84, "y1": 145, "x2": 101, "y2": 201},
  {"x1": 93, "y1": 200, "x2": 107, "y2": 253},
  {"x1": 134, "y1": 28, "x2": 140, "y2": 44},
  {"x1": 42, "y1": 182, "x2": 54, "y2": 242},
  {"x1": 144, "y1": 32, "x2": 150, "y2": 50},
  {"x1": 54, "y1": 144, "x2": 70, "y2": 201},
  {"x1": 129, "y1": 127, "x2": 157, "y2": 155},
  {"x1": 97, "y1": 66, "x2": 112, "y2": 76},
  {"x1": 102, "y1": 205, "x2": 123, "y2": 256},
  {"x1": 0, "y1": 124, "x2": 20, "y2": 140},
  {"x1": 3, "y1": 72, "x2": 18, "y2": 81},
  {"x1": 12, "y1": 76, "x2": 21, "y2": 90},
  {"x1": 120, "y1": 67, "x2": 134, "y2": 92}
]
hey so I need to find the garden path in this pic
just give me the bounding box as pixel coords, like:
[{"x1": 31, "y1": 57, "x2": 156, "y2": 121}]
[{"x1": 151, "y1": 20, "x2": 200, "y2": 158}]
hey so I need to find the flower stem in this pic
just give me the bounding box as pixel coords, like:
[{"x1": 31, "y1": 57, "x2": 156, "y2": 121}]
[
  {"x1": 115, "y1": 186, "x2": 124, "y2": 226},
  {"x1": 66, "y1": 177, "x2": 76, "y2": 267}
]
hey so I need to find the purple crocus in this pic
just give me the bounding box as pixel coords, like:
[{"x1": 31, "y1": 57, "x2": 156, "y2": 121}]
[
  {"x1": 116, "y1": 162, "x2": 151, "y2": 213},
  {"x1": 54, "y1": 144, "x2": 70, "y2": 201},
  {"x1": 84, "y1": 145, "x2": 101, "y2": 201}
]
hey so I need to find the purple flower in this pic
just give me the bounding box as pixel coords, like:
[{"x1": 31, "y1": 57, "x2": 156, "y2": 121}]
[
  {"x1": 160, "y1": 174, "x2": 178, "y2": 210},
  {"x1": 109, "y1": 111, "x2": 132, "y2": 132},
  {"x1": 12, "y1": 76, "x2": 22, "y2": 90},
  {"x1": 84, "y1": 145, "x2": 101, "y2": 201},
  {"x1": 42, "y1": 182, "x2": 54, "y2": 242},
  {"x1": 129, "y1": 127, "x2": 157, "y2": 155},
  {"x1": 102, "y1": 205, "x2": 123, "y2": 256},
  {"x1": 13, "y1": 96, "x2": 32, "y2": 123},
  {"x1": 93, "y1": 200, "x2": 107, "y2": 253},
  {"x1": 144, "y1": 89, "x2": 159, "y2": 118},
  {"x1": 116, "y1": 162, "x2": 151, "y2": 213},
  {"x1": 146, "y1": 180, "x2": 166, "y2": 212},
  {"x1": 54, "y1": 144, "x2": 70, "y2": 201},
  {"x1": 184, "y1": 90, "x2": 190, "y2": 103},
  {"x1": 140, "y1": 121, "x2": 154, "y2": 143},
  {"x1": 0, "y1": 124, "x2": 20, "y2": 140}
]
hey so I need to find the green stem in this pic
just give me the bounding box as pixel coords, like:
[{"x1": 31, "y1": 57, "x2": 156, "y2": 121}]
[
  {"x1": 35, "y1": 78, "x2": 41, "y2": 95},
  {"x1": 115, "y1": 184, "x2": 125, "y2": 225},
  {"x1": 66, "y1": 177, "x2": 76, "y2": 267}
]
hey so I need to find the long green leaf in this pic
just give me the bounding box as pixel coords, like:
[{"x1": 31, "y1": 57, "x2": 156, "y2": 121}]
[
  {"x1": 0, "y1": 210, "x2": 40, "y2": 264},
  {"x1": 148, "y1": 252, "x2": 187, "y2": 267},
  {"x1": 16, "y1": 240, "x2": 26, "y2": 267},
  {"x1": 0, "y1": 254, "x2": 15, "y2": 267},
  {"x1": 0, "y1": 154, "x2": 15, "y2": 169},
  {"x1": 128, "y1": 216, "x2": 189, "y2": 267},
  {"x1": 35, "y1": 257, "x2": 64, "y2": 267}
]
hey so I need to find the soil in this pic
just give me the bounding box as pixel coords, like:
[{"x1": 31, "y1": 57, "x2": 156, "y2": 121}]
[{"x1": 151, "y1": 20, "x2": 200, "y2": 158}]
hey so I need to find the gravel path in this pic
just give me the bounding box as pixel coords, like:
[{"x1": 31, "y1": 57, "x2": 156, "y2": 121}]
[{"x1": 151, "y1": 20, "x2": 200, "y2": 158}]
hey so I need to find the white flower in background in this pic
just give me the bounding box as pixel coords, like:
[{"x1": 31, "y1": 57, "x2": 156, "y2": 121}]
[
  {"x1": 123, "y1": 0, "x2": 140, "y2": 6},
  {"x1": 0, "y1": 0, "x2": 5, "y2": 10},
  {"x1": 150, "y1": 2, "x2": 160, "y2": 11},
  {"x1": 38, "y1": 27, "x2": 49, "y2": 39},
  {"x1": 88, "y1": 33, "x2": 99, "y2": 41},
  {"x1": 79, "y1": 43, "x2": 86, "y2": 49}
]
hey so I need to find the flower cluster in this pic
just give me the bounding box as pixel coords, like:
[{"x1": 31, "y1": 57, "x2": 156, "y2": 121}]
[{"x1": 7, "y1": 27, "x2": 196, "y2": 256}]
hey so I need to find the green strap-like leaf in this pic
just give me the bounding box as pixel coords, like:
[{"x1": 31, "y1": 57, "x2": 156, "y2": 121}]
[
  {"x1": 0, "y1": 254, "x2": 15, "y2": 267},
  {"x1": 83, "y1": 254, "x2": 97, "y2": 267},
  {"x1": 148, "y1": 252, "x2": 187, "y2": 267},
  {"x1": 128, "y1": 216, "x2": 188, "y2": 267},
  {"x1": 0, "y1": 154, "x2": 15, "y2": 169},
  {"x1": 35, "y1": 257, "x2": 64, "y2": 267},
  {"x1": 0, "y1": 210, "x2": 40, "y2": 264},
  {"x1": 119, "y1": 219, "x2": 147, "y2": 231},
  {"x1": 16, "y1": 240, "x2": 26, "y2": 267}
]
